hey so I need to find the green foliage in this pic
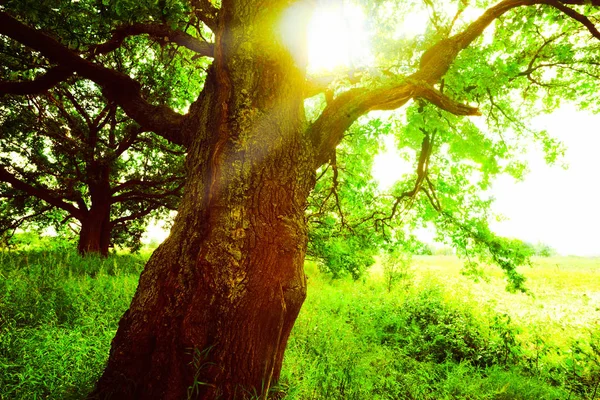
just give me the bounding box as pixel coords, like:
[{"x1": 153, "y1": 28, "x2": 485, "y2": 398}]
[
  {"x1": 442, "y1": 219, "x2": 533, "y2": 292},
  {"x1": 524, "y1": 242, "x2": 557, "y2": 257},
  {"x1": 307, "y1": 119, "x2": 386, "y2": 280},
  {"x1": 281, "y1": 261, "x2": 595, "y2": 399},
  {"x1": 310, "y1": 232, "x2": 377, "y2": 280},
  {"x1": 1, "y1": 230, "x2": 76, "y2": 251},
  {"x1": 2, "y1": 0, "x2": 600, "y2": 395},
  {"x1": 2, "y1": 251, "x2": 599, "y2": 399},
  {"x1": 373, "y1": 285, "x2": 525, "y2": 369},
  {"x1": 187, "y1": 346, "x2": 217, "y2": 400},
  {"x1": 305, "y1": 0, "x2": 600, "y2": 291},
  {"x1": 308, "y1": 103, "x2": 535, "y2": 289},
  {"x1": 0, "y1": 77, "x2": 185, "y2": 252},
  {"x1": 381, "y1": 248, "x2": 413, "y2": 292},
  {"x1": 0, "y1": 0, "x2": 202, "y2": 253},
  {"x1": 561, "y1": 329, "x2": 600, "y2": 399}
]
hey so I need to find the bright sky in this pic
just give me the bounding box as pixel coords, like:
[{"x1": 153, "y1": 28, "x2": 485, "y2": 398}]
[
  {"x1": 305, "y1": 1, "x2": 372, "y2": 72},
  {"x1": 489, "y1": 106, "x2": 600, "y2": 256}
]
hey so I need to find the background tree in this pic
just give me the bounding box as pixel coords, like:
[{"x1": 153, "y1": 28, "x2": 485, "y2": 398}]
[
  {"x1": 0, "y1": 67, "x2": 186, "y2": 257},
  {"x1": 1, "y1": 0, "x2": 599, "y2": 398}
]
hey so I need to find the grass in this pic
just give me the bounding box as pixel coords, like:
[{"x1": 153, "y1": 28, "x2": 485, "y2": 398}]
[
  {"x1": 0, "y1": 249, "x2": 145, "y2": 400},
  {"x1": 279, "y1": 257, "x2": 600, "y2": 399},
  {"x1": 1, "y1": 248, "x2": 599, "y2": 399},
  {"x1": 405, "y1": 256, "x2": 600, "y2": 345}
]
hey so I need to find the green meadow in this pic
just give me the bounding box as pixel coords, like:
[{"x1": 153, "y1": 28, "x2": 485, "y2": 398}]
[{"x1": 1, "y1": 248, "x2": 598, "y2": 399}]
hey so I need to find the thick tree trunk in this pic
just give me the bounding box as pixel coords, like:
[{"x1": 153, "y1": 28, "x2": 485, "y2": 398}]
[
  {"x1": 78, "y1": 166, "x2": 112, "y2": 257},
  {"x1": 92, "y1": 2, "x2": 315, "y2": 398},
  {"x1": 77, "y1": 205, "x2": 111, "y2": 257}
]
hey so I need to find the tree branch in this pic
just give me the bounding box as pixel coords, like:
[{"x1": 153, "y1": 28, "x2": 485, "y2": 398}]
[
  {"x1": 545, "y1": 0, "x2": 600, "y2": 40},
  {"x1": 375, "y1": 129, "x2": 436, "y2": 230},
  {"x1": 307, "y1": 82, "x2": 477, "y2": 168},
  {"x1": 307, "y1": 0, "x2": 600, "y2": 168},
  {"x1": 190, "y1": 0, "x2": 219, "y2": 32},
  {"x1": 110, "y1": 204, "x2": 159, "y2": 226},
  {"x1": 0, "y1": 204, "x2": 53, "y2": 237},
  {"x1": 0, "y1": 66, "x2": 73, "y2": 95},
  {"x1": 89, "y1": 23, "x2": 214, "y2": 57},
  {"x1": 110, "y1": 175, "x2": 185, "y2": 196},
  {"x1": 414, "y1": 81, "x2": 481, "y2": 116},
  {"x1": 0, "y1": 12, "x2": 188, "y2": 146},
  {"x1": 0, "y1": 166, "x2": 84, "y2": 219},
  {"x1": 111, "y1": 188, "x2": 184, "y2": 204},
  {"x1": 112, "y1": 125, "x2": 144, "y2": 159}
]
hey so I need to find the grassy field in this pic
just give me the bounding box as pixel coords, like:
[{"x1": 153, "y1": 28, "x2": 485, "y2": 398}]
[{"x1": 1, "y1": 249, "x2": 599, "y2": 399}]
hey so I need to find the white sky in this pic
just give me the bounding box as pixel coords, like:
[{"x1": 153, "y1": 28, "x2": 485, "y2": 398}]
[
  {"x1": 490, "y1": 106, "x2": 600, "y2": 256},
  {"x1": 305, "y1": 2, "x2": 372, "y2": 73}
]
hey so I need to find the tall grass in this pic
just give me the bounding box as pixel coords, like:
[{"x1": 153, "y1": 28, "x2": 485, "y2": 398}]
[
  {"x1": 1, "y1": 250, "x2": 598, "y2": 399},
  {"x1": 280, "y1": 260, "x2": 599, "y2": 399},
  {"x1": 0, "y1": 249, "x2": 145, "y2": 399}
]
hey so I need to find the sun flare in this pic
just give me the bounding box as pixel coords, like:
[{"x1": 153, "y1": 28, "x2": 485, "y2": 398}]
[{"x1": 306, "y1": 2, "x2": 371, "y2": 74}]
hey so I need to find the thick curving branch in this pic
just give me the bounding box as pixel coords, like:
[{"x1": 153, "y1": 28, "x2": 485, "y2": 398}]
[
  {"x1": 89, "y1": 23, "x2": 214, "y2": 57},
  {"x1": 0, "y1": 66, "x2": 73, "y2": 95},
  {"x1": 0, "y1": 12, "x2": 188, "y2": 146},
  {"x1": 307, "y1": 81, "x2": 478, "y2": 168},
  {"x1": 414, "y1": 81, "x2": 481, "y2": 116},
  {"x1": 307, "y1": 0, "x2": 600, "y2": 168},
  {"x1": 190, "y1": 0, "x2": 219, "y2": 32},
  {"x1": 0, "y1": 166, "x2": 84, "y2": 220},
  {"x1": 545, "y1": 0, "x2": 600, "y2": 40}
]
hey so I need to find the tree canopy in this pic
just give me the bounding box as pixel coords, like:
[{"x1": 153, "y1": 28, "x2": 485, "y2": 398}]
[
  {"x1": 0, "y1": 0, "x2": 201, "y2": 255},
  {"x1": 303, "y1": 0, "x2": 600, "y2": 289},
  {"x1": 0, "y1": 81, "x2": 185, "y2": 255}
]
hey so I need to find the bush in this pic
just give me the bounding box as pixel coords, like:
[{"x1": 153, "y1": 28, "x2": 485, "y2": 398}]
[
  {"x1": 381, "y1": 247, "x2": 413, "y2": 292},
  {"x1": 312, "y1": 235, "x2": 377, "y2": 280},
  {"x1": 281, "y1": 277, "x2": 577, "y2": 399},
  {"x1": 377, "y1": 285, "x2": 520, "y2": 367}
]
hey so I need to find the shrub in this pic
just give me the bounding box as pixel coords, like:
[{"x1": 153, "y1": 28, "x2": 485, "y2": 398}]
[
  {"x1": 381, "y1": 247, "x2": 413, "y2": 292},
  {"x1": 312, "y1": 235, "x2": 377, "y2": 280},
  {"x1": 378, "y1": 285, "x2": 520, "y2": 367}
]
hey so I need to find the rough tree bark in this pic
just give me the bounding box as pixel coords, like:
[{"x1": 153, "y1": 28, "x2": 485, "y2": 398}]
[
  {"x1": 92, "y1": 1, "x2": 315, "y2": 398},
  {"x1": 77, "y1": 206, "x2": 111, "y2": 257},
  {"x1": 77, "y1": 164, "x2": 112, "y2": 257}
]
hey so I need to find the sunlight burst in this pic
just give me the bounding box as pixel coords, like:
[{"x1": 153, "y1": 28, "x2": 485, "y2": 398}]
[{"x1": 306, "y1": 2, "x2": 371, "y2": 73}]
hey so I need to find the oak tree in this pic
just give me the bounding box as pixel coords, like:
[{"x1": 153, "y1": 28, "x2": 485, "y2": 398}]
[
  {"x1": 1, "y1": 0, "x2": 599, "y2": 398},
  {"x1": 0, "y1": 85, "x2": 185, "y2": 256}
]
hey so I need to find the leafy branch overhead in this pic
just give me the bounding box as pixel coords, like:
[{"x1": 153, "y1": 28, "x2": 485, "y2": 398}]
[
  {"x1": 2, "y1": 0, "x2": 599, "y2": 266},
  {"x1": 0, "y1": 0, "x2": 596, "y2": 151}
]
